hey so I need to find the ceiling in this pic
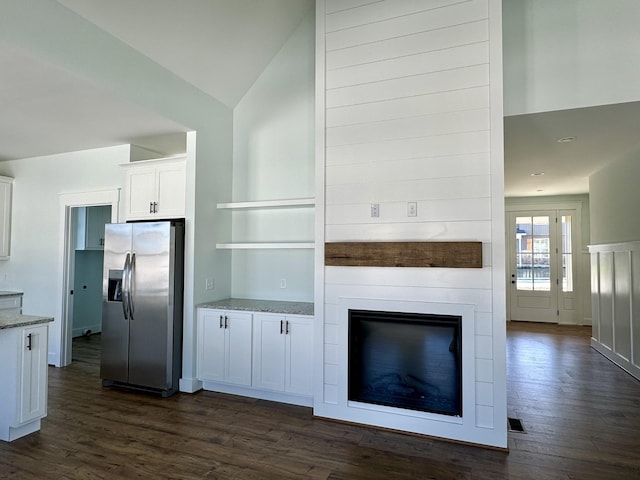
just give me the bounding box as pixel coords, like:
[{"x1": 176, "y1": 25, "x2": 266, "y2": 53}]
[
  {"x1": 0, "y1": 41, "x2": 188, "y2": 161},
  {"x1": 0, "y1": 0, "x2": 313, "y2": 161},
  {"x1": 504, "y1": 101, "x2": 640, "y2": 197},
  {"x1": 0, "y1": 0, "x2": 637, "y2": 197}
]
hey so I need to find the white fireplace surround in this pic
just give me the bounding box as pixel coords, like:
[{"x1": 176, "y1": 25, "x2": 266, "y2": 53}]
[{"x1": 316, "y1": 297, "x2": 479, "y2": 443}]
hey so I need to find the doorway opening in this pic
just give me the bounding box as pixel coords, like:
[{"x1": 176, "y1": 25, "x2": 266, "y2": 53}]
[
  {"x1": 59, "y1": 189, "x2": 119, "y2": 367},
  {"x1": 69, "y1": 205, "x2": 111, "y2": 340}
]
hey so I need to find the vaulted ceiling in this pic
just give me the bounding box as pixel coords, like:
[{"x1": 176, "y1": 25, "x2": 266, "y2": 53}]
[
  {"x1": 0, "y1": 0, "x2": 313, "y2": 161},
  {"x1": 1, "y1": 0, "x2": 637, "y2": 199}
]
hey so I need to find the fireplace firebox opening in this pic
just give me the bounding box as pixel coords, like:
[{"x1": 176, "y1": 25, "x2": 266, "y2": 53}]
[{"x1": 348, "y1": 309, "x2": 462, "y2": 417}]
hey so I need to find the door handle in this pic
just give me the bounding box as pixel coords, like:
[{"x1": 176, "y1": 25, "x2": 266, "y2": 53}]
[
  {"x1": 122, "y1": 253, "x2": 130, "y2": 319},
  {"x1": 224, "y1": 316, "x2": 229, "y2": 329},
  {"x1": 26, "y1": 333, "x2": 32, "y2": 351},
  {"x1": 285, "y1": 321, "x2": 290, "y2": 335},
  {"x1": 128, "y1": 253, "x2": 136, "y2": 320},
  {"x1": 219, "y1": 315, "x2": 224, "y2": 328}
]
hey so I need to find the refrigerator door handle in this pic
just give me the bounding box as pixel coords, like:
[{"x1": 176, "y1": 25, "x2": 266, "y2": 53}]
[
  {"x1": 122, "y1": 253, "x2": 130, "y2": 320},
  {"x1": 129, "y1": 253, "x2": 136, "y2": 320}
]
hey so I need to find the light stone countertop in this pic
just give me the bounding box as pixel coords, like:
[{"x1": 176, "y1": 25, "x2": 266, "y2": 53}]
[
  {"x1": 0, "y1": 313, "x2": 54, "y2": 330},
  {"x1": 198, "y1": 298, "x2": 314, "y2": 316}
]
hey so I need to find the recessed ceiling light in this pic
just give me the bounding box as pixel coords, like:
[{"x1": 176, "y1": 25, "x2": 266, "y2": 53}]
[
  {"x1": 557, "y1": 136, "x2": 576, "y2": 143},
  {"x1": 536, "y1": 189, "x2": 544, "y2": 192},
  {"x1": 530, "y1": 172, "x2": 545, "y2": 176}
]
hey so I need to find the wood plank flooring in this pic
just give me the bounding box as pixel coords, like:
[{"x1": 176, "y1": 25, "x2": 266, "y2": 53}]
[{"x1": 1, "y1": 323, "x2": 640, "y2": 479}]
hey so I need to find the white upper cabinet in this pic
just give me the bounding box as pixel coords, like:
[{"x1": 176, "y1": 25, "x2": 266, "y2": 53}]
[
  {"x1": 122, "y1": 156, "x2": 186, "y2": 221},
  {"x1": 0, "y1": 176, "x2": 13, "y2": 259},
  {"x1": 76, "y1": 205, "x2": 111, "y2": 250}
]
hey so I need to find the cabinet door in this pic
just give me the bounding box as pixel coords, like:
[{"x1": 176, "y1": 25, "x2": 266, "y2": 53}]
[
  {"x1": 285, "y1": 316, "x2": 314, "y2": 396},
  {"x1": 85, "y1": 205, "x2": 111, "y2": 249},
  {"x1": 126, "y1": 167, "x2": 156, "y2": 219},
  {"x1": 225, "y1": 312, "x2": 253, "y2": 386},
  {"x1": 156, "y1": 162, "x2": 186, "y2": 218},
  {"x1": 19, "y1": 325, "x2": 48, "y2": 425},
  {"x1": 198, "y1": 309, "x2": 226, "y2": 382},
  {"x1": 252, "y1": 314, "x2": 286, "y2": 391},
  {"x1": 0, "y1": 179, "x2": 12, "y2": 258}
]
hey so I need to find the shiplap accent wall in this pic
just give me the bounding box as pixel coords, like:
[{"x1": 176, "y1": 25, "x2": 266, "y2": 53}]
[
  {"x1": 314, "y1": 0, "x2": 506, "y2": 448},
  {"x1": 590, "y1": 242, "x2": 640, "y2": 380}
]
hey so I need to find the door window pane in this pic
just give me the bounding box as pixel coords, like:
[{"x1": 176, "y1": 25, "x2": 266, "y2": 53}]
[
  {"x1": 561, "y1": 215, "x2": 573, "y2": 292},
  {"x1": 515, "y1": 216, "x2": 550, "y2": 291}
]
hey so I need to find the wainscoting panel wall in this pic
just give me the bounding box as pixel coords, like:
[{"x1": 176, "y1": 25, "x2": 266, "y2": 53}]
[{"x1": 590, "y1": 241, "x2": 640, "y2": 380}]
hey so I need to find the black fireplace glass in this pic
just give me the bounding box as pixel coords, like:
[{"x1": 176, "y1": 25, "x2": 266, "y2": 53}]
[{"x1": 348, "y1": 310, "x2": 462, "y2": 417}]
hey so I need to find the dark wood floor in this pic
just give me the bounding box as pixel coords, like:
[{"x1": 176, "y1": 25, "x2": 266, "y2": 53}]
[{"x1": 1, "y1": 323, "x2": 640, "y2": 479}]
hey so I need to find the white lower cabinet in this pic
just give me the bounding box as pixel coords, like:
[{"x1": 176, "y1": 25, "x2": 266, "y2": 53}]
[
  {"x1": 0, "y1": 323, "x2": 49, "y2": 442},
  {"x1": 252, "y1": 314, "x2": 314, "y2": 396},
  {"x1": 197, "y1": 309, "x2": 252, "y2": 386},
  {"x1": 197, "y1": 306, "x2": 314, "y2": 406}
]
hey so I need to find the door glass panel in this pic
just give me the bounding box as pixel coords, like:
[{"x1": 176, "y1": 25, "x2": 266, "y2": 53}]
[
  {"x1": 515, "y1": 216, "x2": 550, "y2": 291},
  {"x1": 561, "y1": 215, "x2": 573, "y2": 292}
]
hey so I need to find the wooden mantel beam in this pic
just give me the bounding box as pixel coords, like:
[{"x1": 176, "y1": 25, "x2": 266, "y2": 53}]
[{"x1": 324, "y1": 242, "x2": 482, "y2": 268}]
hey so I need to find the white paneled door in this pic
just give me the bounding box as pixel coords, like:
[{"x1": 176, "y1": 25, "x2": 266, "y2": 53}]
[{"x1": 509, "y1": 210, "x2": 577, "y2": 323}]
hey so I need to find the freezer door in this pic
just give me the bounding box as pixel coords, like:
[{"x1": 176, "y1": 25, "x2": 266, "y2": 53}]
[
  {"x1": 127, "y1": 222, "x2": 175, "y2": 390},
  {"x1": 101, "y1": 223, "x2": 133, "y2": 383}
]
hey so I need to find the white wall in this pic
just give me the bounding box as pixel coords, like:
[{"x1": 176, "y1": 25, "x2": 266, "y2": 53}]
[
  {"x1": 315, "y1": 0, "x2": 506, "y2": 448},
  {"x1": 231, "y1": 9, "x2": 315, "y2": 302},
  {"x1": 503, "y1": 0, "x2": 640, "y2": 116},
  {"x1": 0, "y1": 144, "x2": 129, "y2": 360},
  {"x1": 589, "y1": 149, "x2": 640, "y2": 245}
]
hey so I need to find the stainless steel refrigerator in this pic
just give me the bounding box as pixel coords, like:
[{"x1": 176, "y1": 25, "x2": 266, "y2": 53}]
[{"x1": 101, "y1": 220, "x2": 184, "y2": 397}]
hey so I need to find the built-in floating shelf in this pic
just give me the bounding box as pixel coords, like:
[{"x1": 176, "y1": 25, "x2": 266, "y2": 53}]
[
  {"x1": 216, "y1": 198, "x2": 315, "y2": 210},
  {"x1": 216, "y1": 242, "x2": 315, "y2": 250}
]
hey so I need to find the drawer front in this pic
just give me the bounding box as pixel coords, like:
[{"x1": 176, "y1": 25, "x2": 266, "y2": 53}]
[{"x1": 0, "y1": 295, "x2": 22, "y2": 310}]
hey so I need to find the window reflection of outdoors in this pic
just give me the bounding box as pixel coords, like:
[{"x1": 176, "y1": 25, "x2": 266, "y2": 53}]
[
  {"x1": 515, "y1": 216, "x2": 550, "y2": 291},
  {"x1": 562, "y1": 216, "x2": 573, "y2": 292}
]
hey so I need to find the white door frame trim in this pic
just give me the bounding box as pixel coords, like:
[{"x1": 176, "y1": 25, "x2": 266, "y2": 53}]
[
  {"x1": 505, "y1": 201, "x2": 584, "y2": 324},
  {"x1": 55, "y1": 189, "x2": 120, "y2": 367}
]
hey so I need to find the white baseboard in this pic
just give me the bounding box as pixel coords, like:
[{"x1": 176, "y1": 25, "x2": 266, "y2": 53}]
[
  {"x1": 201, "y1": 381, "x2": 313, "y2": 407},
  {"x1": 591, "y1": 338, "x2": 640, "y2": 381},
  {"x1": 72, "y1": 322, "x2": 101, "y2": 338}
]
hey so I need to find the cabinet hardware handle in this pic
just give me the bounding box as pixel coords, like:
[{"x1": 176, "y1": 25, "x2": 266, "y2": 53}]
[
  {"x1": 219, "y1": 315, "x2": 223, "y2": 328},
  {"x1": 224, "y1": 316, "x2": 229, "y2": 329},
  {"x1": 154, "y1": 202, "x2": 158, "y2": 213},
  {"x1": 27, "y1": 333, "x2": 32, "y2": 351},
  {"x1": 280, "y1": 320, "x2": 283, "y2": 334},
  {"x1": 150, "y1": 202, "x2": 154, "y2": 214},
  {"x1": 286, "y1": 321, "x2": 290, "y2": 335}
]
